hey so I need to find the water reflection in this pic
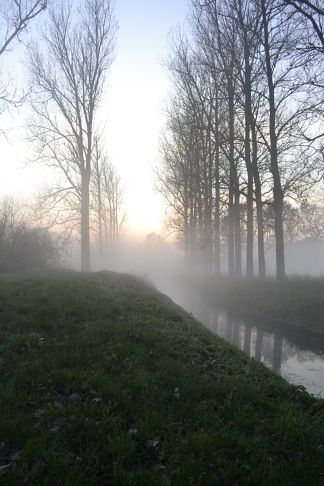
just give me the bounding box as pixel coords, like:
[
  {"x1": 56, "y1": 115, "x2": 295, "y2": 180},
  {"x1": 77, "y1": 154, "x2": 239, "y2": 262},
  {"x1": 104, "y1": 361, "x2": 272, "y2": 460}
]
[
  {"x1": 243, "y1": 324, "x2": 251, "y2": 355},
  {"x1": 173, "y1": 289, "x2": 324, "y2": 398},
  {"x1": 272, "y1": 333, "x2": 284, "y2": 374},
  {"x1": 255, "y1": 328, "x2": 263, "y2": 362}
]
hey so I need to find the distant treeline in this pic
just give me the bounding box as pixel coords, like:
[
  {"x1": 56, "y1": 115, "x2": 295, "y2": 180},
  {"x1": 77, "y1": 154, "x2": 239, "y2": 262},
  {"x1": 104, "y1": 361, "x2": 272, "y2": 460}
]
[{"x1": 0, "y1": 198, "x2": 65, "y2": 272}]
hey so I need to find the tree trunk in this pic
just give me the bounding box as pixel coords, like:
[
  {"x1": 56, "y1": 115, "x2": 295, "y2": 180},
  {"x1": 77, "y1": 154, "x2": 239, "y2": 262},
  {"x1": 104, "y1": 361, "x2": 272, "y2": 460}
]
[
  {"x1": 184, "y1": 196, "x2": 190, "y2": 264},
  {"x1": 98, "y1": 203, "x2": 103, "y2": 266},
  {"x1": 95, "y1": 159, "x2": 103, "y2": 267},
  {"x1": 214, "y1": 89, "x2": 221, "y2": 275},
  {"x1": 273, "y1": 192, "x2": 285, "y2": 281},
  {"x1": 81, "y1": 171, "x2": 91, "y2": 272},
  {"x1": 251, "y1": 120, "x2": 266, "y2": 279},
  {"x1": 261, "y1": 0, "x2": 285, "y2": 280},
  {"x1": 243, "y1": 39, "x2": 254, "y2": 278},
  {"x1": 228, "y1": 73, "x2": 235, "y2": 276},
  {"x1": 234, "y1": 171, "x2": 242, "y2": 277},
  {"x1": 203, "y1": 121, "x2": 213, "y2": 273}
]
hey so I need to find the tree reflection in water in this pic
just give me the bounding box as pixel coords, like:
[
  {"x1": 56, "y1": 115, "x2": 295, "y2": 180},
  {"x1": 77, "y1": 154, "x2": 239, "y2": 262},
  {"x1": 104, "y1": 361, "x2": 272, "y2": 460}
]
[{"x1": 176, "y1": 291, "x2": 324, "y2": 397}]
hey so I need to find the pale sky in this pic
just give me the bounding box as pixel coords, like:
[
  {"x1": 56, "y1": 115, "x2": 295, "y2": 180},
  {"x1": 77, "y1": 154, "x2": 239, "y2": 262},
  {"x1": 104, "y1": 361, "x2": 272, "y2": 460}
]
[{"x1": 0, "y1": 0, "x2": 189, "y2": 235}]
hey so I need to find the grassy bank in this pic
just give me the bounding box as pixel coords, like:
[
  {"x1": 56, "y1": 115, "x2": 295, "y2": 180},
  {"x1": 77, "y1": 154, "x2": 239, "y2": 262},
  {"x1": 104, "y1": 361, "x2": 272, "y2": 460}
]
[
  {"x1": 0, "y1": 272, "x2": 323, "y2": 485},
  {"x1": 196, "y1": 276, "x2": 324, "y2": 337}
]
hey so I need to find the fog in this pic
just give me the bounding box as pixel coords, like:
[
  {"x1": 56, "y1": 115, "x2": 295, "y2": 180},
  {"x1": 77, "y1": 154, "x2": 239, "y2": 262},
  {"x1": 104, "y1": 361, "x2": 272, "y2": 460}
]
[
  {"x1": 66, "y1": 234, "x2": 324, "y2": 287},
  {"x1": 67, "y1": 234, "x2": 186, "y2": 296},
  {"x1": 56, "y1": 233, "x2": 324, "y2": 399},
  {"x1": 1, "y1": 0, "x2": 324, "y2": 482}
]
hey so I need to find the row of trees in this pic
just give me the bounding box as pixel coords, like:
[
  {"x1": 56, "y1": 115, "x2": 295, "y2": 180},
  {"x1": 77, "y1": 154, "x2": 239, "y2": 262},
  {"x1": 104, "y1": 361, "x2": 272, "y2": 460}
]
[
  {"x1": 0, "y1": 1, "x2": 124, "y2": 271},
  {"x1": 28, "y1": 0, "x2": 118, "y2": 271},
  {"x1": 91, "y1": 138, "x2": 125, "y2": 264},
  {"x1": 158, "y1": 0, "x2": 324, "y2": 280}
]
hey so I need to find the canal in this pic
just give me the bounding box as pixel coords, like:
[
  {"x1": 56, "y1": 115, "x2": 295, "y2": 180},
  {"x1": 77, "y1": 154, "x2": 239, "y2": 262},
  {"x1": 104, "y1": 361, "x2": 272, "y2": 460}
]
[{"x1": 163, "y1": 284, "x2": 324, "y2": 399}]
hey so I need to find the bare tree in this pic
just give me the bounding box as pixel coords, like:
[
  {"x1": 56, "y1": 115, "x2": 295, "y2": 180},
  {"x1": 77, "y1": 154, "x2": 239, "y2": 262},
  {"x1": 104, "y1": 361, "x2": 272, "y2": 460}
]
[
  {"x1": 0, "y1": 0, "x2": 47, "y2": 113},
  {"x1": 193, "y1": 1, "x2": 244, "y2": 276},
  {"x1": 92, "y1": 137, "x2": 105, "y2": 265},
  {"x1": 101, "y1": 162, "x2": 125, "y2": 250},
  {"x1": 283, "y1": 0, "x2": 324, "y2": 53},
  {"x1": 28, "y1": 0, "x2": 117, "y2": 271},
  {"x1": 159, "y1": 0, "x2": 322, "y2": 279},
  {"x1": 157, "y1": 100, "x2": 197, "y2": 263},
  {"x1": 91, "y1": 138, "x2": 125, "y2": 266},
  {"x1": 256, "y1": 0, "x2": 321, "y2": 279},
  {"x1": 0, "y1": 195, "x2": 25, "y2": 241}
]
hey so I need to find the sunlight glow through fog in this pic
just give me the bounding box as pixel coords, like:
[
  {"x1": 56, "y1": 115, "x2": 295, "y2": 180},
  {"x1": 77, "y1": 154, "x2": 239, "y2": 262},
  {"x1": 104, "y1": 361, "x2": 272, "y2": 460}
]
[{"x1": 0, "y1": 0, "x2": 188, "y2": 235}]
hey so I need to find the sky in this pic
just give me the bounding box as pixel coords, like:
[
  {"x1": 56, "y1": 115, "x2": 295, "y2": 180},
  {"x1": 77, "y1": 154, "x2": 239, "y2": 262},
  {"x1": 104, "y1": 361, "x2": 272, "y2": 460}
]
[{"x1": 0, "y1": 0, "x2": 190, "y2": 236}]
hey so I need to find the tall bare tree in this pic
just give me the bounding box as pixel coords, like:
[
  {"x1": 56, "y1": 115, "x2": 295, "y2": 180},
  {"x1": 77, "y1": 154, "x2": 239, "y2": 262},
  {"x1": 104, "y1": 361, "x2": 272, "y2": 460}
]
[
  {"x1": 28, "y1": 0, "x2": 116, "y2": 271},
  {"x1": 159, "y1": 0, "x2": 322, "y2": 279},
  {"x1": 92, "y1": 138, "x2": 125, "y2": 266}
]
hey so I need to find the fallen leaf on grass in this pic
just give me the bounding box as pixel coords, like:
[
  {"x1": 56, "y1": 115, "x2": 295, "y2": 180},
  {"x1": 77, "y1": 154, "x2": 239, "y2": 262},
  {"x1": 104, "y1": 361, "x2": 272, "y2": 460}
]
[
  {"x1": 152, "y1": 464, "x2": 166, "y2": 471},
  {"x1": 146, "y1": 438, "x2": 159, "y2": 448},
  {"x1": 69, "y1": 393, "x2": 81, "y2": 401},
  {"x1": 53, "y1": 400, "x2": 64, "y2": 409},
  {"x1": 173, "y1": 387, "x2": 180, "y2": 399},
  {"x1": 0, "y1": 463, "x2": 12, "y2": 477},
  {"x1": 92, "y1": 397, "x2": 103, "y2": 403},
  {"x1": 34, "y1": 408, "x2": 45, "y2": 417},
  {"x1": 0, "y1": 442, "x2": 24, "y2": 477}
]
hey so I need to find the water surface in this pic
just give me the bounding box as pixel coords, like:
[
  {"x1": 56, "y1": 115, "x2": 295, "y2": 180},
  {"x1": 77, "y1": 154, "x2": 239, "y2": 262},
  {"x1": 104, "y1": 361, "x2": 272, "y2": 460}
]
[{"x1": 164, "y1": 285, "x2": 324, "y2": 399}]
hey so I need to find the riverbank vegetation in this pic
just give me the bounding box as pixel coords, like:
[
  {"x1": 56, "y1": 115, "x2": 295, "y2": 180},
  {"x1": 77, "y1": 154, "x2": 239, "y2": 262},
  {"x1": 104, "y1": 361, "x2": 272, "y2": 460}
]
[{"x1": 0, "y1": 272, "x2": 323, "y2": 485}]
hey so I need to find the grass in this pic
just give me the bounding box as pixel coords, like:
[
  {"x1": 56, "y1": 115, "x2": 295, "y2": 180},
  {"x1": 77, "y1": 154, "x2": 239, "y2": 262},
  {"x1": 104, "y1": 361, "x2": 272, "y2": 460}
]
[{"x1": 0, "y1": 271, "x2": 323, "y2": 485}]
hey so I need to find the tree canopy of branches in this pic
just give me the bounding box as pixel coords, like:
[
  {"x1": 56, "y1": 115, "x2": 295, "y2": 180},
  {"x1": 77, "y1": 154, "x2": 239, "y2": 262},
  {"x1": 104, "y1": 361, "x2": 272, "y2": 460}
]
[
  {"x1": 92, "y1": 138, "x2": 125, "y2": 266},
  {"x1": 28, "y1": 0, "x2": 117, "y2": 271},
  {"x1": 158, "y1": 0, "x2": 324, "y2": 280},
  {"x1": 0, "y1": 1, "x2": 47, "y2": 113}
]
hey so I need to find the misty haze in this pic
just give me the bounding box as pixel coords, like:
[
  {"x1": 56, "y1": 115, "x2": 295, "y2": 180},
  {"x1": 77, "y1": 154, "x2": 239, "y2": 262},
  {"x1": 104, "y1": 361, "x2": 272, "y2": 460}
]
[{"x1": 0, "y1": 0, "x2": 323, "y2": 485}]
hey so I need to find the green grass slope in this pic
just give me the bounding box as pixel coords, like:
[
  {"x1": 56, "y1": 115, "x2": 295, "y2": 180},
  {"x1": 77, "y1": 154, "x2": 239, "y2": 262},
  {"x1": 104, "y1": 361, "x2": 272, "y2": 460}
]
[{"x1": 0, "y1": 272, "x2": 323, "y2": 485}]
